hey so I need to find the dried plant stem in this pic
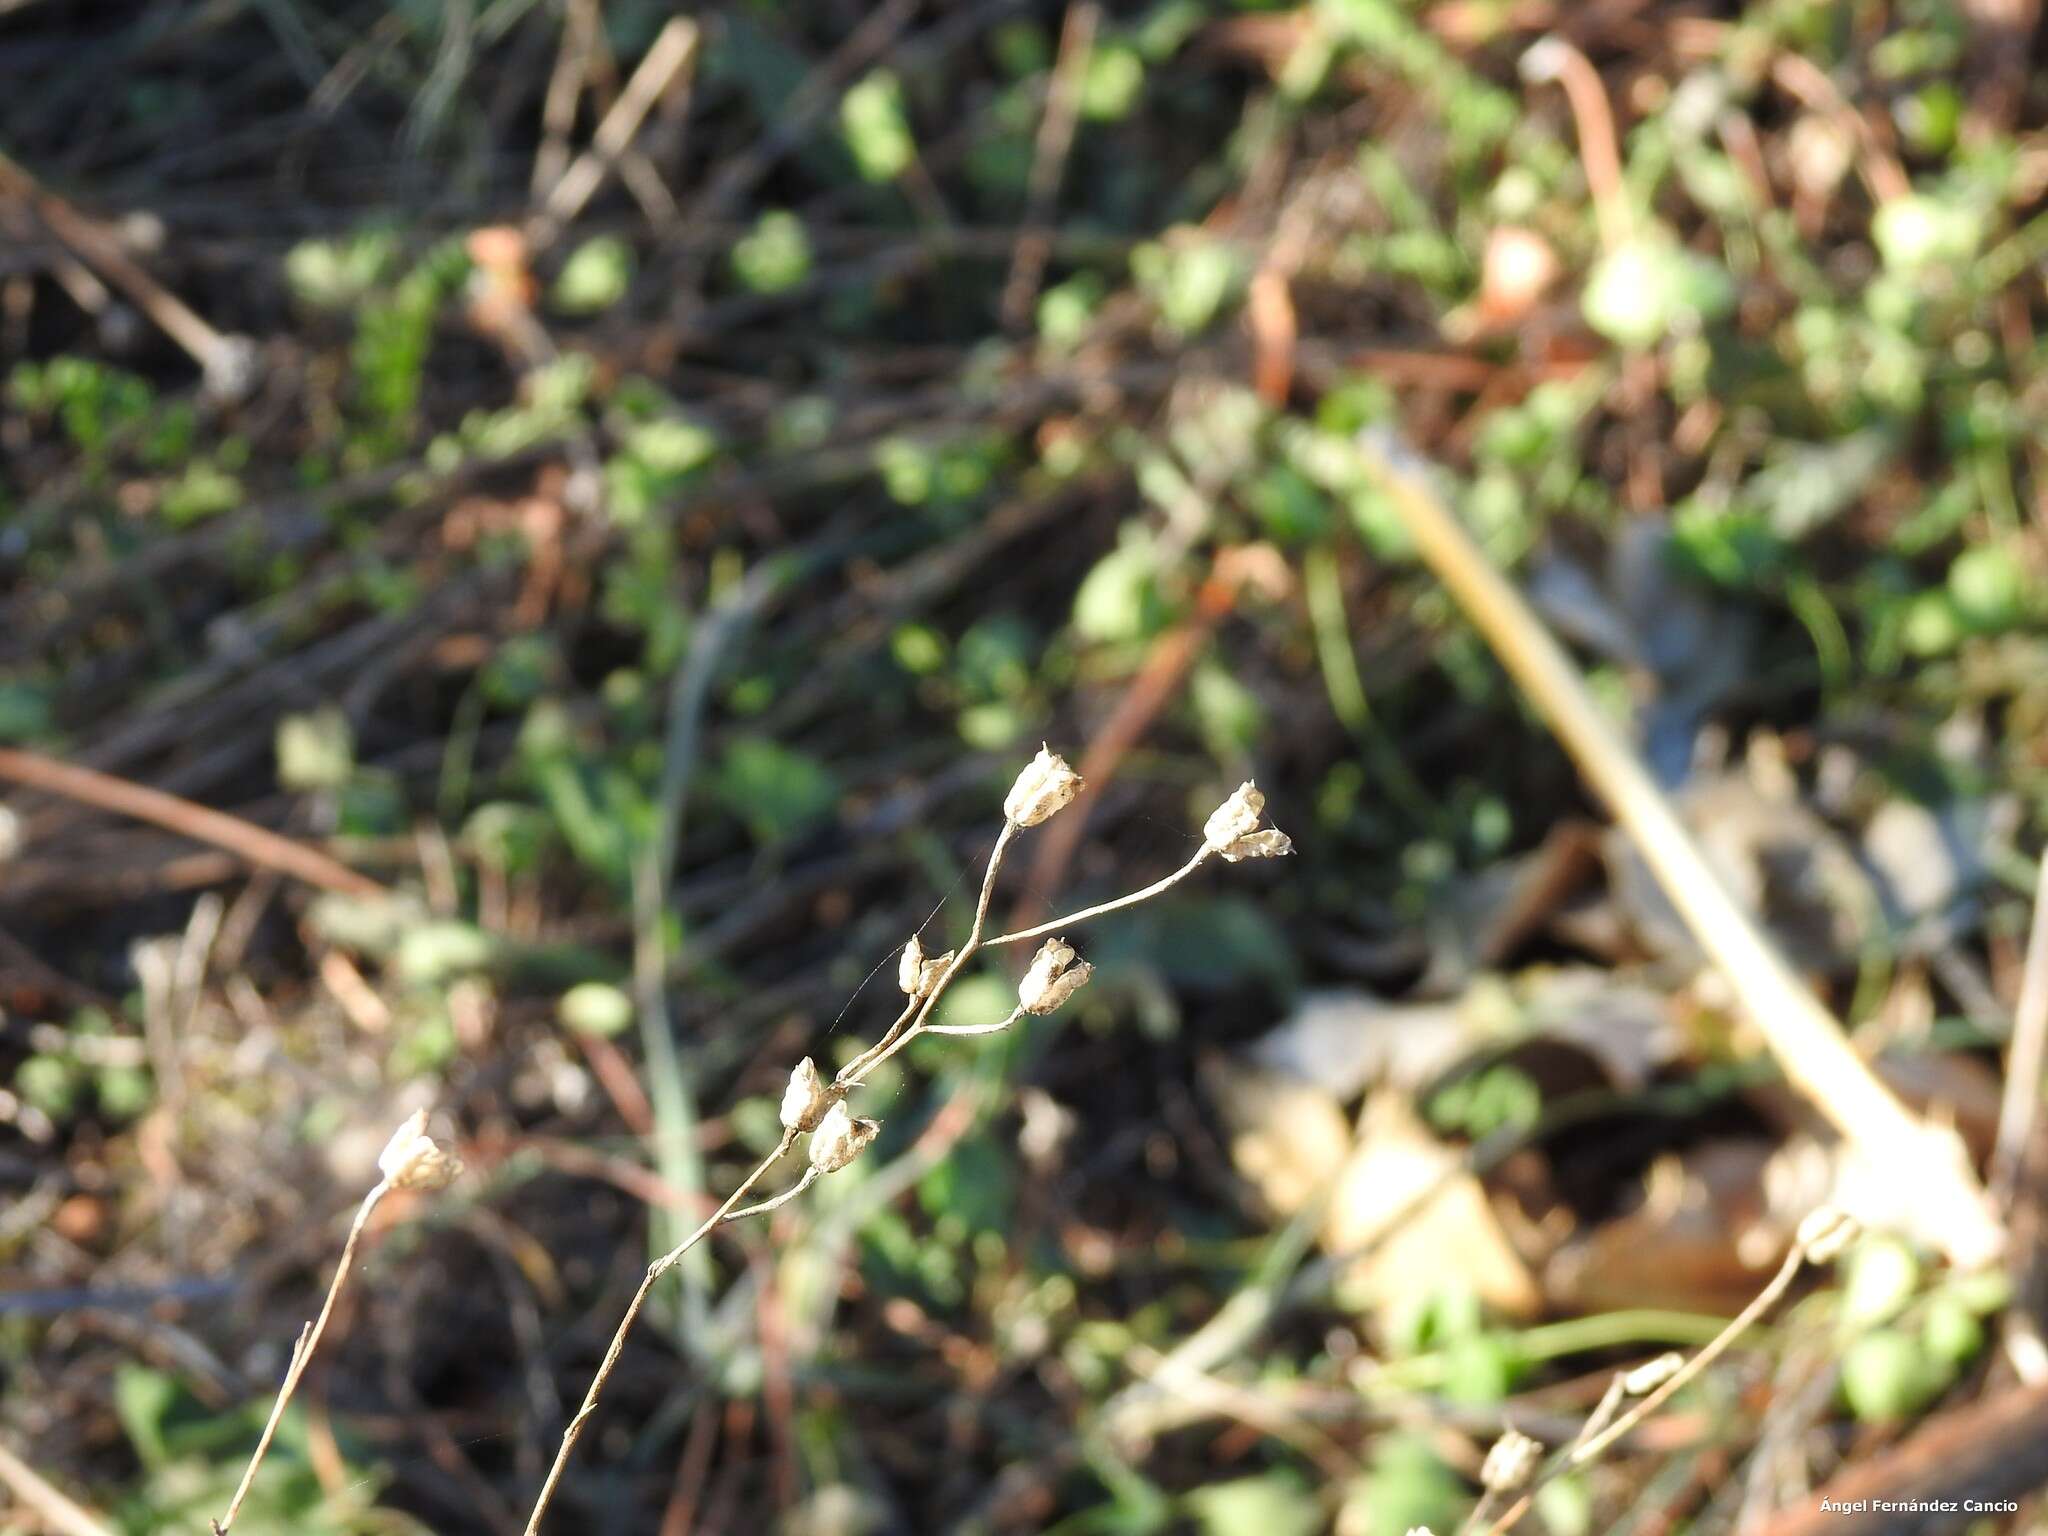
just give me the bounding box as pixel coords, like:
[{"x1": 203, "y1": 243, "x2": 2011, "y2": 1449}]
[
  {"x1": 984, "y1": 847, "x2": 1212, "y2": 951},
  {"x1": 534, "y1": 17, "x2": 698, "y2": 236},
  {"x1": 212, "y1": 1182, "x2": 390, "y2": 1535},
  {"x1": 1990, "y1": 854, "x2": 2048, "y2": 1205},
  {"x1": 0, "y1": 746, "x2": 389, "y2": 902},
  {"x1": 1356, "y1": 429, "x2": 2004, "y2": 1271},
  {"x1": 0, "y1": 149, "x2": 252, "y2": 396},
  {"x1": 521, "y1": 1130, "x2": 797, "y2": 1536},
  {"x1": 519, "y1": 756, "x2": 1289, "y2": 1532},
  {"x1": 1480, "y1": 1224, "x2": 1829, "y2": 1536},
  {"x1": 1520, "y1": 38, "x2": 1630, "y2": 253},
  {"x1": 0, "y1": 1438, "x2": 115, "y2": 1536},
  {"x1": 839, "y1": 820, "x2": 1018, "y2": 1088}
]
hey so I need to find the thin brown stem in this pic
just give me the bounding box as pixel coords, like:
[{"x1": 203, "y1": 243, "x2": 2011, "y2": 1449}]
[
  {"x1": 212, "y1": 1182, "x2": 389, "y2": 1535},
  {"x1": 520, "y1": 1130, "x2": 796, "y2": 1536},
  {"x1": 0, "y1": 747, "x2": 389, "y2": 902},
  {"x1": 839, "y1": 820, "x2": 1018, "y2": 1088},
  {"x1": 1479, "y1": 1237, "x2": 1813, "y2": 1536},
  {"x1": 983, "y1": 847, "x2": 1211, "y2": 950}
]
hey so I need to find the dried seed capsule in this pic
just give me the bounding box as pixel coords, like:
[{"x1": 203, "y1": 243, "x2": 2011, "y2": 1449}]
[
  {"x1": 1480, "y1": 1429, "x2": 1542, "y2": 1492},
  {"x1": 898, "y1": 935, "x2": 925, "y2": 996},
  {"x1": 780, "y1": 1058, "x2": 835, "y2": 1133},
  {"x1": 376, "y1": 1110, "x2": 462, "y2": 1192},
  {"x1": 809, "y1": 1101, "x2": 881, "y2": 1174},
  {"x1": 1018, "y1": 938, "x2": 1093, "y2": 1016},
  {"x1": 1203, "y1": 781, "x2": 1265, "y2": 850},
  {"x1": 1216, "y1": 827, "x2": 1293, "y2": 863},
  {"x1": 1797, "y1": 1205, "x2": 1859, "y2": 1265},
  {"x1": 1622, "y1": 1352, "x2": 1684, "y2": 1395},
  {"x1": 1003, "y1": 745, "x2": 1083, "y2": 828}
]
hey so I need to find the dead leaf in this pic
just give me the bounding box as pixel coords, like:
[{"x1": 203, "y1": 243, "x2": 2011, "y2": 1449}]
[{"x1": 1328, "y1": 1092, "x2": 1542, "y2": 1323}]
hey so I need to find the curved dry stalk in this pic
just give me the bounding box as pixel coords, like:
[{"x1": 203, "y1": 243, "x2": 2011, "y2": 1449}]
[
  {"x1": 211, "y1": 1183, "x2": 389, "y2": 1535},
  {"x1": 982, "y1": 846, "x2": 1213, "y2": 951},
  {"x1": 0, "y1": 1437, "x2": 115, "y2": 1536},
  {"x1": 1520, "y1": 37, "x2": 1630, "y2": 253},
  {"x1": 520, "y1": 1129, "x2": 797, "y2": 1536},
  {"x1": 212, "y1": 1112, "x2": 461, "y2": 1533},
  {"x1": 520, "y1": 750, "x2": 1291, "y2": 1532},
  {"x1": 1355, "y1": 428, "x2": 2004, "y2": 1271},
  {"x1": 1478, "y1": 1212, "x2": 1855, "y2": 1536}
]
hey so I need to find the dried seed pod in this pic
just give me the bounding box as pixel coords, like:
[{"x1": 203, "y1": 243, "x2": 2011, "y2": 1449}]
[
  {"x1": 1797, "y1": 1205, "x2": 1859, "y2": 1264},
  {"x1": 1622, "y1": 1352, "x2": 1684, "y2": 1395},
  {"x1": 808, "y1": 1101, "x2": 881, "y2": 1174},
  {"x1": 1476, "y1": 225, "x2": 1560, "y2": 326},
  {"x1": 1003, "y1": 745, "x2": 1083, "y2": 828},
  {"x1": 896, "y1": 939, "x2": 954, "y2": 1000},
  {"x1": 1017, "y1": 938, "x2": 1093, "y2": 1016},
  {"x1": 1216, "y1": 827, "x2": 1293, "y2": 863},
  {"x1": 780, "y1": 1058, "x2": 834, "y2": 1133},
  {"x1": 1203, "y1": 781, "x2": 1265, "y2": 850},
  {"x1": 898, "y1": 935, "x2": 925, "y2": 995},
  {"x1": 1480, "y1": 1429, "x2": 1542, "y2": 1492},
  {"x1": 376, "y1": 1110, "x2": 462, "y2": 1192}
]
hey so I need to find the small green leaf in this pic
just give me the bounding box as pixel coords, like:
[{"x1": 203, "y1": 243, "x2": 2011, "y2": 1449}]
[
  {"x1": 841, "y1": 70, "x2": 916, "y2": 182},
  {"x1": 731, "y1": 209, "x2": 813, "y2": 295},
  {"x1": 1947, "y1": 543, "x2": 2026, "y2": 631},
  {"x1": 1841, "y1": 1328, "x2": 1942, "y2": 1422},
  {"x1": 1873, "y1": 194, "x2": 1982, "y2": 274},
  {"x1": 276, "y1": 707, "x2": 355, "y2": 791},
  {"x1": 559, "y1": 981, "x2": 634, "y2": 1037},
  {"x1": 1080, "y1": 44, "x2": 1145, "y2": 122},
  {"x1": 716, "y1": 737, "x2": 841, "y2": 845},
  {"x1": 1583, "y1": 235, "x2": 1734, "y2": 350},
  {"x1": 1185, "y1": 1471, "x2": 1320, "y2": 1536},
  {"x1": 553, "y1": 235, "x2": 634, "y2": 314},
  {"x1": 114, "y1": 1364, "x2": 181, "y2": 1468}
]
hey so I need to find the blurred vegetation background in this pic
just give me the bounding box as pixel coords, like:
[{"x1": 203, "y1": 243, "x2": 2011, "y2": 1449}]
[{"x1": 2, "y1": 0, "x2": 2046, "y2": 1532}]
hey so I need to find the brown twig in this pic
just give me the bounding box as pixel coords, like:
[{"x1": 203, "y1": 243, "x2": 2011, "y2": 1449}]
[
  {"x1": 0, "y1": 747, "x2": 389, "y2": 902},
  {"x1": 214, "y1": 1117, "x2": 458, "y2": 1533},
  {"x1": 0, "y1": 148, "x2": 254, "y2": 397},
  {"x1": 532, "y1": 18, "x2": 699, "y2": 241},
  {"x1": 1520, "y1": 37, "x2": 1630, "y2": 252},
  {"x1": 1000, "y1": 2, "x2": 1099, "y2": 331},
  {"x1": 212, "y1": 1191, "x2": 385, "y2": 1534}
]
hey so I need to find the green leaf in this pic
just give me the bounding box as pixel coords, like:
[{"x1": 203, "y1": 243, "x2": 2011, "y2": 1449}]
[
  {"x1": 1582, "y1": 234, "x2": 1733, "y2": 349},
  {"x1": 1873, "y1": 193, "x2": 1982, "y2": 274},
  {"x1": 1073, "y1": 526, "x2": 1170, "y2": 643},
  {"x1": 731, "y1": 209, "x2": 813, "y2": 295},
  {"x1": 0, "y1": 682, "x2": 53, "y2": 743},
  {"x1": 841, "y1": 70, "x2": 916, "y2": 182},
  {"x1": 1948, "y1": 543, "x2": 2026, "y2": 631},
  {"x1": 716, "y1": 736, "x2": 841, "y2": 845},
  {"x1": 1841, "y1": 1328, "x2": 1944, "y2": 1422},
  {"x1": 1080, "y1": 44, "x2": 1145, "y2": 122},
  {"x1": 559, "y1": 981, "x2": 634, "y2": 1037},
  {"x1": 114, "y1": 1365, "x2": 181, "y2": 1468},
  {"x1": 1341, "y1": 1433, "x2": 1464, "y2": 1536},
  {"x1": 553, "y1": 235, "x2": 634, "y2": 314},
  {"x1": 276, "y1": 707, "x2": 356, "y2": 792},
  {"x1": 1185, "y1": 1471, "x2": 1321, "y2": 1536}
]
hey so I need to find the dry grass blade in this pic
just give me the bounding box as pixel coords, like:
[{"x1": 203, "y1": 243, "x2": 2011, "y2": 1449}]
[{"x1": 1354, "y1": 429, "x2": 2004, "y2": 1270}]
